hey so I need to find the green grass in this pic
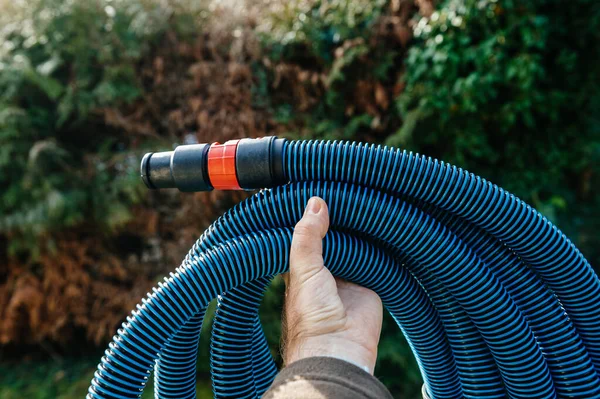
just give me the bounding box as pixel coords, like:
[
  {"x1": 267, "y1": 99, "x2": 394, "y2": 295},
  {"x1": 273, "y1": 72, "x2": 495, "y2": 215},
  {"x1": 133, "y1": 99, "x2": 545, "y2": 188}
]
[
  {"x1": 0, "y1": 356, "x2": 98, "y2": 399},
  {"x1": 0, "y1": 356, "x2": 213, "y2": 399}
]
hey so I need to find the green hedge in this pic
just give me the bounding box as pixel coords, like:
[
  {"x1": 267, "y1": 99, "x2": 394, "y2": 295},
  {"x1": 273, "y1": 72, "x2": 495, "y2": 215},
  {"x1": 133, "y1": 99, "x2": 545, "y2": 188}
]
[
  {"x1": 1, "y1": 0, "x2": 149, "y2": 254},
  {"x1": 0, "y1": 0, "x2": 205, "y2": 255},
  {"x1": 398, "y1": 0, "x2": 600, "y2": 211}
]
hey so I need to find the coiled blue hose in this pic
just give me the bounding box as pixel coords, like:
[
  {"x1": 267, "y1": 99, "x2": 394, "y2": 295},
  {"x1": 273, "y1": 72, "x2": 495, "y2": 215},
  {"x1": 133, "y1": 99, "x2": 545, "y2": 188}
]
[{"x1": 88, "y1": 140, "x2": 600, "y2": 399}]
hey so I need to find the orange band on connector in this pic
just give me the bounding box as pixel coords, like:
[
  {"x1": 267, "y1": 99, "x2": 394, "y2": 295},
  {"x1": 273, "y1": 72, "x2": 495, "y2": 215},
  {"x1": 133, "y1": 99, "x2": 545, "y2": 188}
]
[{"x1": 208, "y1": 140, "x2": 241, "y2": 190}]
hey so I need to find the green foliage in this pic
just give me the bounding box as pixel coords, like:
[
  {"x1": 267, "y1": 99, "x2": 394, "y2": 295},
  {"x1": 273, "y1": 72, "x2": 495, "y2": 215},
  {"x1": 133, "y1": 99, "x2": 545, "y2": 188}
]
[
  {"x1": 261, "y1": 0, "x2": 397, "y2": 139},
  {"x1": 264, "y1": 0, "x2": 387, "y2": 63},
  {"x1": 0, "y1": 356, "x2": 99, "y2": 399},
  {"x1": 0, "y1": 355, "x2": 213, "y2": 399},
  {"x1": 0, "y1": 0, "x2": 185, "y2": 255}
]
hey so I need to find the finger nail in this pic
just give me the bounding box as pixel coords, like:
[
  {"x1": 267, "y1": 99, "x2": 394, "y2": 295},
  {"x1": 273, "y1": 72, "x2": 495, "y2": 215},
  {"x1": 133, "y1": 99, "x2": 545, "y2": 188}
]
[{"x1": 305, "y1": 197, "x2": 321, "y2": 215}]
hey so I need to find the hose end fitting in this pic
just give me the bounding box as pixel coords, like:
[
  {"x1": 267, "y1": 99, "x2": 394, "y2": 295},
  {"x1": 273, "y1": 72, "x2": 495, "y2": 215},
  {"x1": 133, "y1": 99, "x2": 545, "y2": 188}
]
[
  {"x1": 236, "y1": 136, "x2": 286, "y2": 189},
  {"x1": 141, "y1": 143, "x2": 212, "y2": 192},
  {"x1": 140, "y1": 136, "x2": 286, "y2": 192}
]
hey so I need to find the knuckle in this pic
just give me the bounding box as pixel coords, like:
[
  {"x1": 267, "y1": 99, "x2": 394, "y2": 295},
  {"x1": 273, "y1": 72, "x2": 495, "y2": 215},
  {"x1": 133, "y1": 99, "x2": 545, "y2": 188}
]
[
  {"x1": 293, "y1": 219, "x2": 320, "y2": 238},
  {"x1": 291, "y1": 237, "x2": 316, "y2": 255}
]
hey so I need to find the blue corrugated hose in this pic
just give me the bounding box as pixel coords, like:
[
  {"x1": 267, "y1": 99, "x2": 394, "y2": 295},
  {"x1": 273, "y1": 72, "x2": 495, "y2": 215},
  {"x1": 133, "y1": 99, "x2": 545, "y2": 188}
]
[{"x1": 88, "y1": 140, "x2": 600, "y2": 399}]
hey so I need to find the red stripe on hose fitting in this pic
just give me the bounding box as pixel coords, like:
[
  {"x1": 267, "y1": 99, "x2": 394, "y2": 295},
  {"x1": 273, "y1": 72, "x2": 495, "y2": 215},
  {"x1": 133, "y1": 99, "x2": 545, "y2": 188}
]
[{"x1": 208, "y1": 140, "x2": 241, "y2": 190}]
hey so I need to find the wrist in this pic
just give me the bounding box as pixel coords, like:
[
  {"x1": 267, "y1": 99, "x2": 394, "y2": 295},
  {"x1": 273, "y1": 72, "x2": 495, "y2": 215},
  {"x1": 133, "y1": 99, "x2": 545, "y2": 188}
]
[{"x1": 285, "y1": 335, "x2": 377, "y2": 374}]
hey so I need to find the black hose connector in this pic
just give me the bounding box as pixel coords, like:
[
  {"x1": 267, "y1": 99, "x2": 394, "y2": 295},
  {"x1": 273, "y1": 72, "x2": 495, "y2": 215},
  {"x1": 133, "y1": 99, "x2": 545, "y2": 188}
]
[
  {"x1": 236, "y1": 136, "x2": 286, "y2": 189},
  {"x1": 141, "y1": 144, "x2": 212, "y2": 192},
  {"x1": 140, "y1": 137, "x2": 287, "y2": 192}
]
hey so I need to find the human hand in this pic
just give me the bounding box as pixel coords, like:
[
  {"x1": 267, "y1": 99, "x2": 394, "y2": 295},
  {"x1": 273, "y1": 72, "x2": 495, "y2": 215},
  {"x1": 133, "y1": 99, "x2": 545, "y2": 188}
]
[{"x1": 282, "y1": 197, "x2": 383, "y2": 374}]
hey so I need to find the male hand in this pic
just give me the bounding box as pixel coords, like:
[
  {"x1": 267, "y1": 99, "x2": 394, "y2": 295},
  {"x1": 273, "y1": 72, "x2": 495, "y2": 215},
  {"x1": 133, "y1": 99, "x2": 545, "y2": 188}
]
[{"x1": 282, "y1": 197, "x2": 383, "y2": 374}]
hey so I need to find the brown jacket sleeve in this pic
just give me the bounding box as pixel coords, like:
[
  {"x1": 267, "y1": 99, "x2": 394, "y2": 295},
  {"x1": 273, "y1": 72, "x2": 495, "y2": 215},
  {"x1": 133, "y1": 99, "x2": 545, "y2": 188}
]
[{"x1": 262, "y1": 357, "x2": 393, "y2": 399}]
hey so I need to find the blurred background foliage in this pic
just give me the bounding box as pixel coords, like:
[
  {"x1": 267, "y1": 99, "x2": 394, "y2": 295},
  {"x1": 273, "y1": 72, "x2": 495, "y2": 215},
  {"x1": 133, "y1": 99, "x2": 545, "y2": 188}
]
[{"x1": 0, "y1": 0, "x2": 598, "y2": 397}]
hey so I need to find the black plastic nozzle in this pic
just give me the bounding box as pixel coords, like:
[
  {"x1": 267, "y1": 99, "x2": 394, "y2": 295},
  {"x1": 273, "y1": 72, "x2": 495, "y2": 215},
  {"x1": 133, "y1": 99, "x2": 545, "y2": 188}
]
[{"x1": 141, "y1": 143, "x2": 212, "y2": 192}]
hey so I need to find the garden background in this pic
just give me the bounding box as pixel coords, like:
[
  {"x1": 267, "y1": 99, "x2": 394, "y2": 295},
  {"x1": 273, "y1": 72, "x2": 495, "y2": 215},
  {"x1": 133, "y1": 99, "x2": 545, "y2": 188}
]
[{"x1": 0, "y1": 0, "x2": 598, "y2": 397}]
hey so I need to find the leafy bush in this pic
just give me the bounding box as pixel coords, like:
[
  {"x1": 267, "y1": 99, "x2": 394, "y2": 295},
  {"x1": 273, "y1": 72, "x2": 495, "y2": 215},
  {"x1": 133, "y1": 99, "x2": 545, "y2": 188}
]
[
  {"x1": 263, "y1": 0, "x2": 388, "y2": 62},
  {"x1": 0, "y1": 0, "x2": 190, "y2": 255},
  {"x1": 259, "y1": 0, "x2": 420, "y2": 140}
]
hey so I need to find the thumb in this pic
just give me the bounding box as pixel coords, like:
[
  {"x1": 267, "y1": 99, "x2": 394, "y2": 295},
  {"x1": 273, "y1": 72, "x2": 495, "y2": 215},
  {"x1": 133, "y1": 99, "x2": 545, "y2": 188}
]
[{"x1": 289, "y1": 197, "x2": 329, "y2": 286}]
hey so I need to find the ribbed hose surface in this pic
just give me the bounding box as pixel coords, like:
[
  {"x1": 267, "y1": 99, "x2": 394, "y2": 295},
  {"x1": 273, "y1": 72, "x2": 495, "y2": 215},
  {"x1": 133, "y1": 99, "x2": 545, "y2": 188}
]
[{"x1": 88, "y1": 140, "x2": 600, "y2": 399}]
